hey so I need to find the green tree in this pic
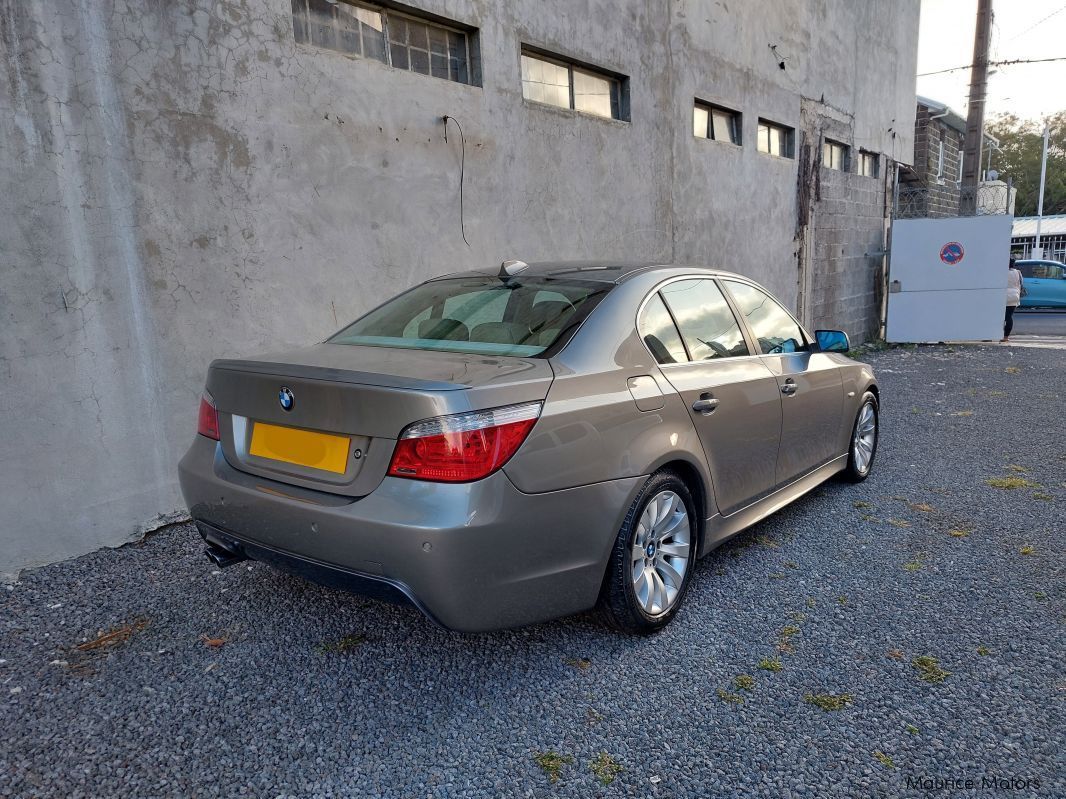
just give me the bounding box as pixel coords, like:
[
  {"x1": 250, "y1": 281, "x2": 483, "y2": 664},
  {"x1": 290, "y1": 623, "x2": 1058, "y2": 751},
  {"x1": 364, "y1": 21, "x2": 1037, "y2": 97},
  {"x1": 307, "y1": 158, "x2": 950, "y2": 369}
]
[{"x1": 986, "y1": 111, "x2": 1066, "y2": 216}]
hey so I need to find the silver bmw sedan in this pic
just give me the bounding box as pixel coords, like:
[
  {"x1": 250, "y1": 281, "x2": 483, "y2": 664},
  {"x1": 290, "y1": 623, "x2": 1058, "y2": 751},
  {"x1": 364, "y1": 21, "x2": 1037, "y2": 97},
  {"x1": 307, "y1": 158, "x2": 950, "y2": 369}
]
[{"x1": 179, "y1": 261, "x2": 879, "y2": 633}]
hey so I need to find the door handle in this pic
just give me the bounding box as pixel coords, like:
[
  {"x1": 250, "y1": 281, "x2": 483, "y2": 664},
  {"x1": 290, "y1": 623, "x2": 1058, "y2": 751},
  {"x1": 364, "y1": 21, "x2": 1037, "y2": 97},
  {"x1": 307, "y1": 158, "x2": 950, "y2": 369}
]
[
  {"x1": 692, "y1": 394, "x2": 720, "y2": 415},
  {"x1": 781, "y1": 377, "x2": 797, "y2": 396}
]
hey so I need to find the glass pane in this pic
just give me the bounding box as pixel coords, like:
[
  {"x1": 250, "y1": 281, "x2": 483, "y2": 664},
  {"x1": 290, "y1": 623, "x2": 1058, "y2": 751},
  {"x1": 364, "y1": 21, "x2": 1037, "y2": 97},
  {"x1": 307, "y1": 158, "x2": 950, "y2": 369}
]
[
  {"x1": 307, "y1": 0, "x2": 336, "y2": 49},
  {"x1": 522, "y1": 54, "x2": 569, "y2": 109},
  {"x1": 757, "y1": 124, "x2": 770, "y2": 153},
  {"x1": 428, "y1": 26, "x2": 448, "y2": 56},
  {"x1": 711, "y1": 110, "x2": 734, "y2": 143},
  {"x1": 388, "y1": 16, "x2": 407, "y2": 44},
  {"x1": 638, "y1": 294, "x2": 689, "y2": 364},
  {"x1": 334, "y1": 4, "x2": 362, "y2": 55},
  {"x1": 430, "y1": 52, "x2": 449, "y2": 79},
  {"x1": 410, "y1": 48, "x2": 430, "y2": 75},
  {"x1": 407, "y1": 18, "x2": 429, "y2": 50},
  {"x1": 330, "y1": 277, "x2": 607, "y2": 357},
  {"x1": 693, "y1": 106, "x2": 709, "y2": 138},
  {"x1": 360, "y1": 10, "x2": 386, "y2": 62},
  {"x1": 390, "y1": 42, "x2": 409, "y2": 69},
  {"x1": 573, "y1": 69, "x2": 613, "y2": 118},
  {"x1": 723, "y1": 281, "x2": 806, "y2": 355},
  {"x1": 291, "y1": 0, "x2": 308, "y2": 44},
  {"x1": 771, "y1": 128, "x2": 783, "y2": 156},
  {"x1": 660, "y1": 280, "x2": 749, "y2": 360}
]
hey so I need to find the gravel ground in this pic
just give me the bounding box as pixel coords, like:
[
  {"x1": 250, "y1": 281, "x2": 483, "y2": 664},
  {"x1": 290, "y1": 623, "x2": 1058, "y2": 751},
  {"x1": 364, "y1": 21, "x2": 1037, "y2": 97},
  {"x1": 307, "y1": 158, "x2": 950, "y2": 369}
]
[{"x1": 2, "y1": 344, "x2": 1063, "y2": 799}]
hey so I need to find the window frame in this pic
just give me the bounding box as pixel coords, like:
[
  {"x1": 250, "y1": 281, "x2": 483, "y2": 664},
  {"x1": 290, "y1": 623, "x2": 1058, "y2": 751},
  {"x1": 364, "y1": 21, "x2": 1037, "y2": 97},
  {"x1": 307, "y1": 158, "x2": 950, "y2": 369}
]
[
  {"x1": 857, "y1": 150, "x2": 879, "y2": 178},
  {"x1": 822, "y1": 138, "x2": 848, "y2": 172},
  {"x1": 519, "y1": 46, "x2": 628, "y2": 122},
  {"x1": 291, "y1": 0, "x2": 480, "y2": 86},
  {"x1": 693, "y1": 100, "x2": 742, "y2": 146},
  {"x1": 720, "y1": 278, "x2": 811, "y2": 356},
  {"x1": 756, "y1": 119, "x2": 795, "y2": 159}
]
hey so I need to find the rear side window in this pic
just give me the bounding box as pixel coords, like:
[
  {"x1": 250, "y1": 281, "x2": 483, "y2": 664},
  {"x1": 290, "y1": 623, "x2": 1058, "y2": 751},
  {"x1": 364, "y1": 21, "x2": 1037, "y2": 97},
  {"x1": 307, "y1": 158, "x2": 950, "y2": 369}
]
[
  {"x1": 659, "y1": 279, "x2": 749, "y2": 360},
  {"x1": 723, "y1": 280, "x2": 807, "y2": 355},
  {"x1": 638, "y1": 294, "x2": 689, "y2": 364},
  {"x1": 329, "y1": 276, "x2": 607, "y2": 357}
]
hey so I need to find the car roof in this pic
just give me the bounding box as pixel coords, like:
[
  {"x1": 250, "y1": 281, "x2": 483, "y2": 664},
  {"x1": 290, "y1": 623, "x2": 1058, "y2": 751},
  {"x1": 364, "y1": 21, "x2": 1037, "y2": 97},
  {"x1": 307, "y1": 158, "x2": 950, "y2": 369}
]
[{"x1": 434, "y1": 261, "x2": 751, "y2": 285}]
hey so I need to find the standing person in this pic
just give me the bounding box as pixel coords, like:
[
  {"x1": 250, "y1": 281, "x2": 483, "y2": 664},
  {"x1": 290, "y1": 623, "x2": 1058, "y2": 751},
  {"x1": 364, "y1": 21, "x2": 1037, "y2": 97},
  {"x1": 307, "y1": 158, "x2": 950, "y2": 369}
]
[{"x1": 1002, "y1": 257, "x2": 1024, "y2": 342}]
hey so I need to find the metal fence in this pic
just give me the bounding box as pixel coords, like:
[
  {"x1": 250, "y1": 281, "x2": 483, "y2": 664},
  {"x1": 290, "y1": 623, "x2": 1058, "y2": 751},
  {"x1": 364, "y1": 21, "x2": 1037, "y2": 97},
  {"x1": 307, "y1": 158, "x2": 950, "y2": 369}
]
[{"x1": 894, "y1": 183, "x2": 1014, "y2": 220}]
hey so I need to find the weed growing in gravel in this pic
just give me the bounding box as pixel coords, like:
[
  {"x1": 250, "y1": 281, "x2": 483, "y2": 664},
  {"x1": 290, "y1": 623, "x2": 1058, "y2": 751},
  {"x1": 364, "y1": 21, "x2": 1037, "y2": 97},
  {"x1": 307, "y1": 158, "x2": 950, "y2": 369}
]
[
  {"x1": 780, "y1": 625, "x2": 800, "y2": 638},
  {"x1": 861, "y1": 514, "x2": 880, "y2": 523},
  {"x1": 948, "y1": 528, "x2": 971, "y2": 538},
  {"x1": 533, "y1": 751, "x2": 572, "y2": 783},
  {"x1": 734, "y1": 674, "x2": 756, "y2": 691},
  {"x1": 977, "y1": 646, "x2": 990, "y2": 656},
  {"x1": 873, "y1": 750, "x2": 895, "y2": 768},
  {"x1": 910, "y1": 503, "x2": 935, "y2": 513},
  {"x1": 912, "y1": 655, "x2": 951, "y2": 683},
  {"x1": 768, "y1": 573, "x2": 787, "y2": 580},
  {"x1": 853, "y1": 500, "x2": 872, "y2": 509},
  {"x1": 716, "y1": 687, "x2": 745, "y2": 705},
  {"x1": 784, "y1": 561, "x2": 798, "y2": 569},
  {"x1": 905, "y1": 724, "x2": 920, "y2": 735},
  {"x1": 903, "y1": 555, "x2": 924, "y2": 572},
  {"x1": 887, "y1": 649, "x2": 904, "y2": 660},
  {"x1": 759, "y1": 657, "x2": 783, "y2": 673},
  {"x1": 586, "y1": 708, "x2": 604, "y2": 724},
  {"x1": 1033, "y1": 492, "x2": 1054, "y2": 501},
  {"x1": 1019, "y1": 545, "x2": 1035, "y2": 556},
  {"x1": 887, "y1": 518, "x2": 912, "y2": 528},
  {"x1": 807, "y1": 597, "x2": 817, "y2": 608},
  {"x1": 951, "y1": 410, "x2": 974, "y2": 417},
  {"x1": 837, "y1": 595, "x2": 848, "y2": 605},
  {"x1": 314, "y1": 633, "x2": 368, "y2": 654},
  {"x1": 790, "y1": 612, "x2": 807, "y2": 622},
  {"x1": 804, "y1": 693, "x2": 853, "y2": 711},
  {"x1": 564, "y1": 657, "x2": 591, "y2": 670},
  {"x1": 755, "y1": 535, "x2": 779, "y2": 548},
  {"x1": 1004, "y1": 366, "x2": 1021, "y2": 374},
  {"x1": 75, "y1": 618, "x2": 149, "y2": 652},
  {"x1": 1035, "y1": 591, "x2": 1047, "y2": 600},
  {"x1": 589, "y1": 752, "x2": 622, "y2": 786},
  {"x1": 1007, "y1": 464, "x2": 1029, "y2": 473},
  {"x1": 985, "y1": 476, "x2": 1038, "y2": 490}
]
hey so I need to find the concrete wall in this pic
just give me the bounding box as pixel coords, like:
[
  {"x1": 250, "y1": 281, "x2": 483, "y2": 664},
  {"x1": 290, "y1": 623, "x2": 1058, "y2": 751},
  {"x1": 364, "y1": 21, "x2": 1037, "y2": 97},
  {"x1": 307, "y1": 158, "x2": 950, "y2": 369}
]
[{"x1": 0, "y1": 0, "x2": 918, "y2": 577}]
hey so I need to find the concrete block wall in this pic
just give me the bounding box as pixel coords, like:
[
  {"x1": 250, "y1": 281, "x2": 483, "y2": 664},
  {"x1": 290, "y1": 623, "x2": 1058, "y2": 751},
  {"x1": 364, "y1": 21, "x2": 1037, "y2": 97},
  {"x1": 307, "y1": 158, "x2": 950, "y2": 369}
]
[{"x1": 0, "y1": 0, "x2": 919, "y2": 575}]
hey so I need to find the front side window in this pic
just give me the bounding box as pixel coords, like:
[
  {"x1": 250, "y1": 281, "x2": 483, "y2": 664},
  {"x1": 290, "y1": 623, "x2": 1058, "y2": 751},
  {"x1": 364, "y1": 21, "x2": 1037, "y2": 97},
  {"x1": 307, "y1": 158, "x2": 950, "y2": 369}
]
[
  {"x1": 723, "y1": 281, "x2": 807, "y2": 355},
  {"x1": 659, "y1": 280, "x2": 749, "y2": 360},
  {"x1": 330, "y1": 276, "x2": 607, "y2": 357},
  {"x1": 757, "y1": 120, "x2": 794, "y2": 158},
  {"x1": 521, "y1": 50, "x2": 624, "y2": 120},
  {"x1": 638, "y1": 294, "x2": 689, "y2": 364},
  {"x1": 292, "y1": 0, "x2": 475, "y2": 85}
]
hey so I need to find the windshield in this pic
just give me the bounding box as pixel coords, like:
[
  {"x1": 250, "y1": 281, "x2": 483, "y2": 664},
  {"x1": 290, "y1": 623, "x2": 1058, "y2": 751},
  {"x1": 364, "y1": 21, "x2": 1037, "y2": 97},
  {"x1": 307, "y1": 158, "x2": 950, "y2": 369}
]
[{"x1": 329, "y1": 275, "x2": 609, "y2": 357}]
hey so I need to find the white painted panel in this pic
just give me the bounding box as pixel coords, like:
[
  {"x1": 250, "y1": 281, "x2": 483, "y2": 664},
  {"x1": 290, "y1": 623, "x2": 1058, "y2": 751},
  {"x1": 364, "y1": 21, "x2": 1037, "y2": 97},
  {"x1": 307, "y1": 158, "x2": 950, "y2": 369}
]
[
  {"x1": 889, "y1": 216, "x2": 1012, "y2": 291},
  {"x1": 886, "y1": 288, "x2": 1004, "y2": 342}
]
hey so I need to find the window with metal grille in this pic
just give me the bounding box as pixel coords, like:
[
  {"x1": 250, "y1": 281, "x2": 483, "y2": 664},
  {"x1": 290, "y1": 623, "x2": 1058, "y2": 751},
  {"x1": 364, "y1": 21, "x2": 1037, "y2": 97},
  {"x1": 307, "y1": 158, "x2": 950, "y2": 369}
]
[
  {"x1": 520, "y1": 49, "x2": 626, "y2": 121},
  {"x1": 693, "y1": 101, "x2": 741, "y2": 145},
  {"x1": 291, "y1": 0, "x2": 476, "y2": 85},
  {"x1": 822, "y1": 139, "x2": 848, "y2": 171},
  {"x1": 757, "y1": 119, "x2": 794, "y2": 158}
]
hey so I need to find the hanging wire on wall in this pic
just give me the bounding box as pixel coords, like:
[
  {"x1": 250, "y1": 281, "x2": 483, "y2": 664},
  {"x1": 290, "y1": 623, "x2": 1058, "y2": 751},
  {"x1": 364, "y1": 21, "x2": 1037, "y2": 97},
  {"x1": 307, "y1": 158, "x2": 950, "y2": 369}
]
[{"x1": 442, "y1": 115, "x2": 470, "y2": 247}]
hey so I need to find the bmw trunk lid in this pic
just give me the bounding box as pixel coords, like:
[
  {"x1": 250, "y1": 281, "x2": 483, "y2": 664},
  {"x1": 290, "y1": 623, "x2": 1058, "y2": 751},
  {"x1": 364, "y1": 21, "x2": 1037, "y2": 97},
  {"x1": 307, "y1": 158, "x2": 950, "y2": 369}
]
[{"x1": 206, "y1": 343, "x2": 554, "y2": 497}]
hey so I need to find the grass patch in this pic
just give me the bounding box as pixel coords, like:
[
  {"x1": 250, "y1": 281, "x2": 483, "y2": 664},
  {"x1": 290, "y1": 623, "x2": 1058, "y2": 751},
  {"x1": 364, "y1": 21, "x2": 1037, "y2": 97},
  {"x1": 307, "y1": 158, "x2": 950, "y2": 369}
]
[
  {"x1": 1033, "y1": 492, "x2": 1054, "y2": 501},
  {"x1": 784, "y1": 561, "x2": 798, "y2": 569},
  {"x1": 887, "y1": 518, "x2": 912, "y2": 528},
  {"x1": 734, "y1": 674, "x2": 756, "y2": 691},
  {"x1": 909, "y1": 503, "x2": 935, "y2": 513},
  {"x1": 912, "y1": 655, "x2": 951, "y2": 684},
  {"x1": 314, "y1": 633, "x2": 368, "y2": 654},
  {"x1": 977, "y1": 645, "x2": 990, "y2": 656},
  {"x1": 589, "y1": 752, "x2": 622, "y2": 786},
  {"x1": 755, "y1": 535, "x2": 779, "y2": 549},
  {"x1": 861, "y1": 514, "x2": 880, "y2": 523},
  {"x1": 853, "y1": 500, "x2": 872, "y2": 509},
  {"x1": 905, "y1": 724, "x2": 920, "y2": 735},
  {"x1": 985, "y1": 476, "x2": 1038, "y2": 490},
  {"x1": 806, "y1": 597, "x2": 817, "y2": 608},
  {"x1": 903, "y1": 556, "x2": 924, "y2": 572},
  {"x1": 948, "y1": 528, "x2": 971, "y2": 538},
  {"x1": 533, "y1": 751, "x2": 573, "y2": 783},
  {"x1": 716, "y1": 687, "x2": 745, "y2": 705},
  {"x1": 951, "y1": 410, "x2": 974, "y2": 417},
  {"x1": 586, "y1": 708, "x2": 604, "y2": 724},
  {"x1": 873, "y1": 750, "x2": 895, "y2": 769},
  {"x1": 1019, "y1": 544, "x2": 1035, "y2": 556},
  {"x1": 804, "y1": 692, "x2": 853, "y2": 711},
  {"x1": 1007, "y1": 464, "x2": 1029, "y2": 473},
  {"x1": 780, "y1": 625, "x2": 800, "y2": 638},
  {"x1": 837, "y1": 595, "x2": 848, "y2": 605},
  {"x1": 758, "y1": 657, "x2": 783, "y2": 673},
  {"x1": 887, "y1": 649, "x2": 904, "y2": 660},
  {"x1": 564, "y1": 657, "x2": 591, "y2": 671},
  {"x1": 1004, "y1": 366, "x2": 1022, "y2": 374}
]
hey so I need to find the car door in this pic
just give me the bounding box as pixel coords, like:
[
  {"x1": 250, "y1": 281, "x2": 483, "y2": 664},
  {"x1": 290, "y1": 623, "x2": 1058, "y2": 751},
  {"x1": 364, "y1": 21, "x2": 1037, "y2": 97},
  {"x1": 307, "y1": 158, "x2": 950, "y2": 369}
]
[
  {"x1": 720, "y1": 280, "x2": 843, "y2": 487},
  {"x1": 641, "y1": 279, "x2": 783, "y2": 515}
]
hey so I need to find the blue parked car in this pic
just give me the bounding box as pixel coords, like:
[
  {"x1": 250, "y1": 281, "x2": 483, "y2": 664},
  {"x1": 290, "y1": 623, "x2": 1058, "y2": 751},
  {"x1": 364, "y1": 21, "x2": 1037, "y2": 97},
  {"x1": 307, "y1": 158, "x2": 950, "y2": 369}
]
[{"x1": 1017, "y1": 260, "x2": 1066, "y2": 309}]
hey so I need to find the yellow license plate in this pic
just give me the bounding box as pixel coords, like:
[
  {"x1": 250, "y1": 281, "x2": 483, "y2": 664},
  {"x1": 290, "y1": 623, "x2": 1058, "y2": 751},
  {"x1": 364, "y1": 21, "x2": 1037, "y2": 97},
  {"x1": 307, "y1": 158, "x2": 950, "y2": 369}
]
[{"x1": 249, "y1": 422, "x2": 351, "y2": 474}]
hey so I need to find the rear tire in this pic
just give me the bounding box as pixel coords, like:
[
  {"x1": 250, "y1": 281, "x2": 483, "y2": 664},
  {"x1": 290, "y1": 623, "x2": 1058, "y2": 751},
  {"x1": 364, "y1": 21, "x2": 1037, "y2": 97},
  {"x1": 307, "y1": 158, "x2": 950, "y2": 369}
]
[
  {"x1": 842, "y1": 391, "x2": 879, "y2": 483},
  {"x1": 600, "y1": 471, "x2": 697, "y2": 634}
]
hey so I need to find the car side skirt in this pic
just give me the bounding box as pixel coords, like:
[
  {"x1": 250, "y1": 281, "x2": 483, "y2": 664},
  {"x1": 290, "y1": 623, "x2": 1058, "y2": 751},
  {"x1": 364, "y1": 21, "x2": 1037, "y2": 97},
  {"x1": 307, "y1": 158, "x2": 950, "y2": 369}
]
[{"x1": 698, "y1": 455, "x2": 848, "y2": 556}]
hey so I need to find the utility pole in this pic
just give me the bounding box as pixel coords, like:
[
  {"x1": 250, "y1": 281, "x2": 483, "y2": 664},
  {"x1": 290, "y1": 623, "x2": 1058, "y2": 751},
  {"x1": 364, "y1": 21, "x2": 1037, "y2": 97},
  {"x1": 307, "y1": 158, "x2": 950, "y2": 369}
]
[
  {"x1": 960, "y1": 0, "x2": 993, "y2": 211},
  {"x1": 1034, "y1": 122, "x2": 1050, "y2": 257}
]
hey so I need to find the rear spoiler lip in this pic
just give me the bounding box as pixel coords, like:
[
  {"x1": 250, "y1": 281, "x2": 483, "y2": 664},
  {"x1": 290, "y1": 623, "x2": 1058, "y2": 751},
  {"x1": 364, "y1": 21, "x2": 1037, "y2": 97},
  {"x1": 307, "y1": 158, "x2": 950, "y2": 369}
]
[{"x1": 209, "y1": 359, "x2": 465, "y2": 392}]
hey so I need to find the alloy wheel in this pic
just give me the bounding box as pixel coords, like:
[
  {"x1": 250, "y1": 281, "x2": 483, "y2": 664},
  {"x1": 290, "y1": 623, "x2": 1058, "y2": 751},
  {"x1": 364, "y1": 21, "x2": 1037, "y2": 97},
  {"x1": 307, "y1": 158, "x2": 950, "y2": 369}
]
[
  {"x1": 630, "y1": 490, "x2": 691, "y2": 616},
  {"x1": 852, "y1": 402, "x2": 877, "y2": 475}
]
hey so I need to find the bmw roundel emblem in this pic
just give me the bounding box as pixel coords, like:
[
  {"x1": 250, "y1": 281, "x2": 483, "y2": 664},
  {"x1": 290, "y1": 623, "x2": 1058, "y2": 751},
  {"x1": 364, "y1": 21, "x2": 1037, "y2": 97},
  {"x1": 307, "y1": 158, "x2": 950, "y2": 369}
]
[{"x1": 278, "y1": 387, "x2": 295, "y2": 411}]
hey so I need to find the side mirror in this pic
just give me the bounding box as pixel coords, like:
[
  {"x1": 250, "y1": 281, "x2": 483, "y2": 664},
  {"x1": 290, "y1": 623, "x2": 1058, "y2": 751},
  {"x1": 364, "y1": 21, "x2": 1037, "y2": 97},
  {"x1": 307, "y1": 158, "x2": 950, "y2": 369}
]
[{"x1": 815, "y1": 329, "x2": 850, "y2": 353}]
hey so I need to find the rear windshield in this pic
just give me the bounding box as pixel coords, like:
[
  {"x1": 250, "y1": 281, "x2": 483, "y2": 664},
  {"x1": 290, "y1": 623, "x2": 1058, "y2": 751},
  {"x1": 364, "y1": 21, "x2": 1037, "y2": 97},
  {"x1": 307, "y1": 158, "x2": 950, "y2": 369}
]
[{"x1": 328, "y1": 276, "x2": 609, "y2": 357}]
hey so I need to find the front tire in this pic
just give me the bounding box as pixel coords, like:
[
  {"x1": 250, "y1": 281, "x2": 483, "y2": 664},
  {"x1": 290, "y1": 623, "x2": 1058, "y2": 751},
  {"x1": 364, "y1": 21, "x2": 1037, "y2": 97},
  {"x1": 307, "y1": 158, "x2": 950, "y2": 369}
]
[
  {"x1": 842, "y1": 391, "x2": 879, "y2": 482},
  {"x1": 601, "y1": 471, "x2": 697, "y2": 634}
]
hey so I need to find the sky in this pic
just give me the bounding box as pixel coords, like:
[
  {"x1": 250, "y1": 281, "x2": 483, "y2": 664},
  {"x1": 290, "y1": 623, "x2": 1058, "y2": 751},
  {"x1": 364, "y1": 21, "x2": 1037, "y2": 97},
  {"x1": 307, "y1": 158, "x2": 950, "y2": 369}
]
[{"x1": 917, "y1": 0, "x2": 1066, "y2": 122}]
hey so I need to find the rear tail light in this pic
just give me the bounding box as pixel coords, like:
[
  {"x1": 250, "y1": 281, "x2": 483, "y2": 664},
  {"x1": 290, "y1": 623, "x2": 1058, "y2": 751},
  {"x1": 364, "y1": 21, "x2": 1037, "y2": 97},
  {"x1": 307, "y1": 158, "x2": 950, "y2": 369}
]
[
  {"x1": 387, "y1": 402, "x2": 542, "y2": 483},
  {"x1": 197, "y1": 393, "x2": 220, "y2": 441}
]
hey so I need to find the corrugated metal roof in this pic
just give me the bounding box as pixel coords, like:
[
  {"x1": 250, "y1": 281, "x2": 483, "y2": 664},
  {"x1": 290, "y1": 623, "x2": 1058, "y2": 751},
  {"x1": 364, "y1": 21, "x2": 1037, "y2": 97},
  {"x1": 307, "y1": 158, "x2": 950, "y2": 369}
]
[{"x1": 1012, "y1": 215, "x2": 1066, "y2": 237}]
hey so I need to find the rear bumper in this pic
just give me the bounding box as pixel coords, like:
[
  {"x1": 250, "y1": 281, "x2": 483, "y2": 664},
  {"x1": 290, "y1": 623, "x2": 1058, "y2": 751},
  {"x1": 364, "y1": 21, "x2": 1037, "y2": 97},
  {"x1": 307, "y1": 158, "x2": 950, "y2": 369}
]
[{"x1": 178, "y1": 436, "x2": 643, "y2": 632}]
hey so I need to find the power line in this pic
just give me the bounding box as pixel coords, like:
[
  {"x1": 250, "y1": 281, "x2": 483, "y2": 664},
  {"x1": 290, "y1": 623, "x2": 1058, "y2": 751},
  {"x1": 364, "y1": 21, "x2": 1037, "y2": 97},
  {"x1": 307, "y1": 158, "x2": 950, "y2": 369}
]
[
  {"x1": 1005, "y1": 3, "x2": 1066, "y2": 42},
  {"x1": 918, "y1": 56, "x2": 1066, "y2": 77}
]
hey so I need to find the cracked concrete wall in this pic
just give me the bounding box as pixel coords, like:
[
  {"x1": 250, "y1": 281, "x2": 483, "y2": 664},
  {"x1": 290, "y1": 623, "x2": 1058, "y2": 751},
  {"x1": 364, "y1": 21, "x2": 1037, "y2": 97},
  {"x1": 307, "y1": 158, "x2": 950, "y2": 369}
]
[{"x1": 0, "y1": 0, "x2": 918, "y2": 576}]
